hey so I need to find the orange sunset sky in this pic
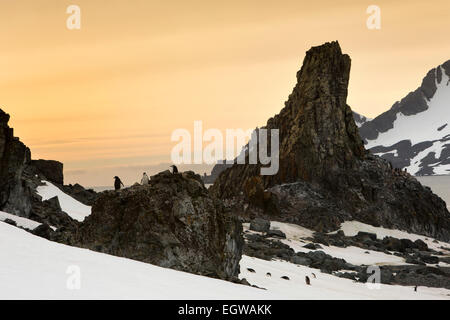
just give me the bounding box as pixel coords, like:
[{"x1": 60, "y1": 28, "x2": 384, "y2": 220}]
[{"x1": 1, "y1": 0, "x2": 449, "y2": 187}]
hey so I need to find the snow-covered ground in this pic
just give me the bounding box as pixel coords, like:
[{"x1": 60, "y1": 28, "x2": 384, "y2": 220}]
[
  {"x1": 282, "y1": 239, "x2": 406, "y2": 266},
  {"x1": 1, "y1": 220, "x2": 449, "y2": 300},
  {"x1": 0, "y1": 221, "x2": 269, "y2": 299},
  {"x1": 36, "y1": 181, "x2": 91, "y2": 222},
  {"x1": 241, "y1": 220, "x2": 450, "y2": 299},
  {"x1": 2, "y1": 182, "x2": 450, "y2": 299},
  {"x1": 239, "y1": 256, "x2": 449, "y2": 300}
]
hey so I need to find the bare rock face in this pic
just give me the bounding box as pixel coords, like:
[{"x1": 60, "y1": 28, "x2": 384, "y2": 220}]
[
  {"x1": 211, "y1": 42, "x2": 450, "y2": 241},
  {"x1": 74, "y1": 170, "x2": 243, "y2": 281},
  {"x1": 31, "y1": 159, "x2": 63, "y2": 185},
  {"x1": 202, "y1": 163, "x2": 233, "y2": 184},
  {"x1": 61, "y1": 183, "x2": 97, "y2": 206},
  {"x1": 0, "y1": 109, "x2": 33, "y2": 216},
  {"x1": 0, "y1": 108, "x2": 76, "y2": 229}
]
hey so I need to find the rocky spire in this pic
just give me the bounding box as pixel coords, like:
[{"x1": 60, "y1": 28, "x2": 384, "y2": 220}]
[
  {"x1": 266, "y1": 41, "x2": 365, "y2": 184},
  {"x1": 212, "y1": 41, "x2": 365, "y2": 197}
]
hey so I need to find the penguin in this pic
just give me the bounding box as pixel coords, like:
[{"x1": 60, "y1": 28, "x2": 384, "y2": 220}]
[
  {"x1": 266, "y1": 272, "x2": 271, "y2": 277},
  {"x1": 414, "y1": 286, "x2": 417, "y2": 292},
  {"x1": 113, "y1": 176, "x2": 124, "y2": 190},
  {"x1": 141, "y1": 172, "x2": 149, "y2": 185},
  {"x1": 305, "y1": 276, "x2": 311, "y2": 285},
  {"x1": 281, "y1": 276, "x2": 290, "y2": 280},
  {"x1": 247, "y1": 268, "x2": 256, "y2": 273},
  {"x1": 311, "y1": 273, "x2": 316, "y2": 279},
  {"x1": 170, "y1": 165, "x2": 178, "y2": 174}
]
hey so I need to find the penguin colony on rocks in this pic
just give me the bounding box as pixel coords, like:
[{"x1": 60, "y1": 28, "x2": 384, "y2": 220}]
[{"x1": 113, "y1": 165, "x2": 179, "y2": 190}]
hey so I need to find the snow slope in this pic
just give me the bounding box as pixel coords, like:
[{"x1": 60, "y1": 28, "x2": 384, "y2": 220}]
[
  {"x1": 0, "y1": 221, "x2": 269, "y2": 300},
  {"x1": 36, "y1": 180, "x2": 91, "y2": 222},
  {"x1": 2, "y1": 220, "x2": 449, "y2": 299},
  {"x1": 3, "y1": 177, "x2": 450, "y2": 300}
]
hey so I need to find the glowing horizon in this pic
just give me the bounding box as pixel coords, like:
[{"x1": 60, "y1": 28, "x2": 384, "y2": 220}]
[{"x1": 2, "y1": 0, "x2": 449, "y2": 186}]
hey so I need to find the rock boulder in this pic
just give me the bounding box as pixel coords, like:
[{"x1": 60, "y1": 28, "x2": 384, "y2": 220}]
[{"x1": 74, "y1": 170, "x2": 243, "y2": 281}]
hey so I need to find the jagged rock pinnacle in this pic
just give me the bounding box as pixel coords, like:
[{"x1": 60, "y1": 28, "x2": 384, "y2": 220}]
[{"x1": 212, "y1": 41, "x2": 365, "y2": 196}]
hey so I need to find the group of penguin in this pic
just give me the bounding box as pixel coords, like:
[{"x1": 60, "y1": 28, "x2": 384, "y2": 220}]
[
  {"x1": 113, "y1": 165, "x2": 178, "y2": 190},
  {"x1": 247, "y1": 268, "x2": 314, "y2": 286}
]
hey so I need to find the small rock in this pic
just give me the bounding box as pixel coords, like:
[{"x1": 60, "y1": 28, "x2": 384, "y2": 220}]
[
  {"x1": 356, "y1": 231, "x2": 377, "y2": 241},
  {"x1": 3, "y1": 218, "x2": 17, "y2": 226},
  {"x1": 266, "y1": 229, "x2": 286, "y2": 239},
  {"x1": 249, "y1": 218, "x2": 270, "y2": 233},
  {"x1": 32, "y1": 223, "x2": 55, "y2": 240},
  {"x1": 291, "y1": 255, "x2": 312, "y2": 266},
  {"x1": 414, "y1": 239, "x2": 428, "y2": 251}
]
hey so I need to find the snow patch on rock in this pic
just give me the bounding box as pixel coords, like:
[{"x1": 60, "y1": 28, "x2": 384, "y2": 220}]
[{"x1": 36, "y1": 181, "x2": 91, "y2": 222}]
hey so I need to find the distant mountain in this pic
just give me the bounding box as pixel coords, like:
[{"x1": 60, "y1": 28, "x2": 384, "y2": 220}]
[
  {"x1": 359, "y1": 60, "x2": 450, "y2": 175},
  {"x1": 352, "y1": 111, "x2": 371, "y2": 128}
]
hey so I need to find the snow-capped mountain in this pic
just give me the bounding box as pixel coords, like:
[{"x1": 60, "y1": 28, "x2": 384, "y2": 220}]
[
  {"x1": 359, "y1": 60, "x2": 450, "y2": 175},
  {"x1": 353, "y1": 112, "x2": 371, "y2": 128}
]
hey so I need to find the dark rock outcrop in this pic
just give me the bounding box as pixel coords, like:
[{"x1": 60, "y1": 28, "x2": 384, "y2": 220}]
[
  {"x1": 249, "y1": 218, "x2": 270, "y2": 232},
  {"x1": 32, "y1": 223, "x2": 56, "y2": 240},
  {"x1": 31, "y1": 159, "x2": 63, "y2": 185},
  {"x1": 62, "y1": 183, "x2": 97, "y2": 206},
  {"x1": 29, "y1": 193, "x2": 76, "y2": 229},
  {"x1": 210, "y1": 42, "x2": 450, "y2": 241},
  {"x1": 72, "y1": 170, "x2": 243, "y2": 281},
  {"x1": 0, "y1": 108, "x2": 78, "y2": 229},
  {"x1": 202, "y1": 163, "x2": 233, "y2": 184},
  {"x1": 0, "y1": 109, "x2": 33, "y2": 216}
]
